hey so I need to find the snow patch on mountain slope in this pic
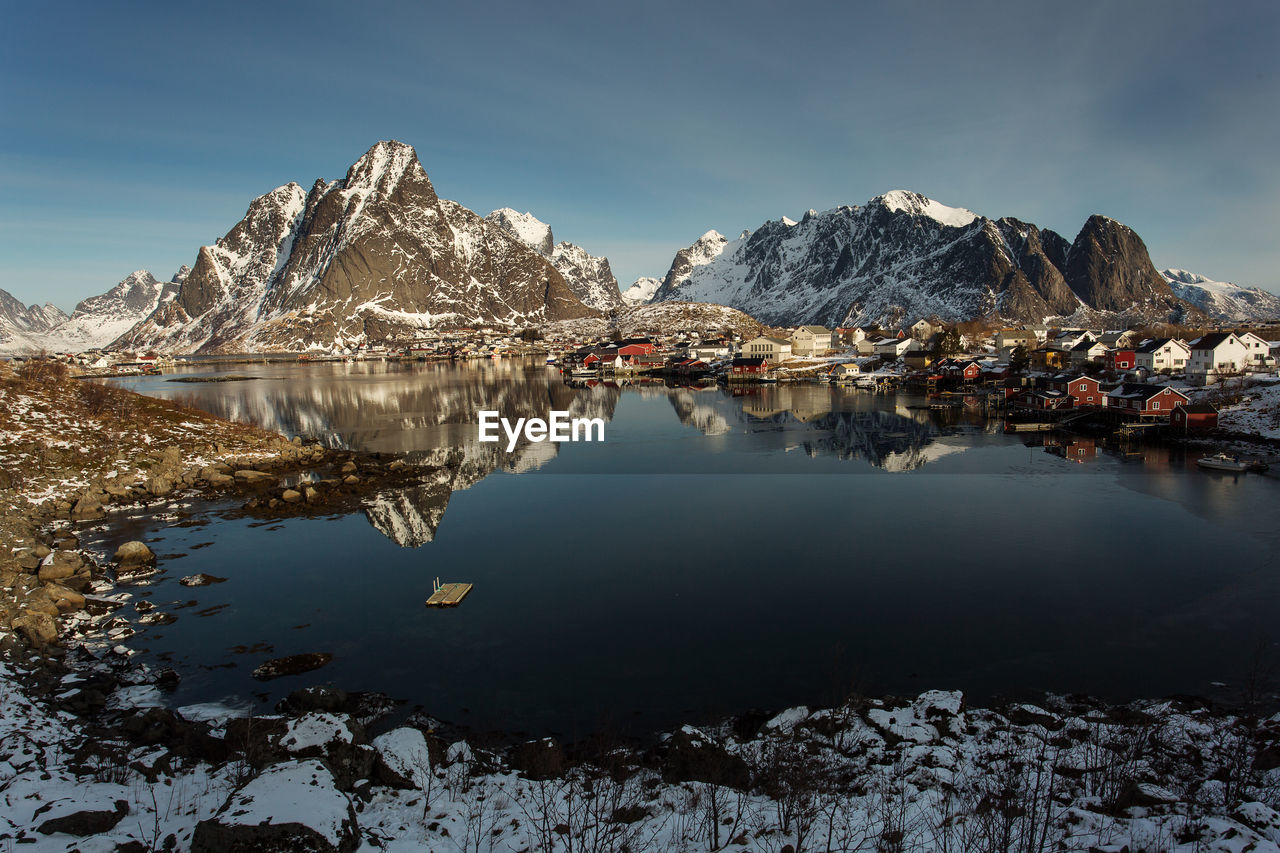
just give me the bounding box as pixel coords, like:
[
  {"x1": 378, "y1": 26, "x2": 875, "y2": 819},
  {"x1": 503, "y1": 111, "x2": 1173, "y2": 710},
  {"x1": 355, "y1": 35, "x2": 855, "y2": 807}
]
[
  {"x1": 622, "y1": 276, "x2": 662, "y2": 305},
  {"x1": 485, "y1": 208, "x2": 554, "y2": 255},
  {"x1": 877, "y1": 190, "x2": 978, "y2": 228}
]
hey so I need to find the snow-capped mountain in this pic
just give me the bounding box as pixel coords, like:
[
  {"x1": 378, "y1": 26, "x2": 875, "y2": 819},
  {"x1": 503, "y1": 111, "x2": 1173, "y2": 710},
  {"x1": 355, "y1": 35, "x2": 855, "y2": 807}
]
[
  {"x1": 484, "y1": 208, "x2": 624, "y2": 312},
  {"x1": 0, "y1": 290, "x2": 68, "y2": 353},
  {"x1": 647, "y1": 191, "x2": 1200, "y2": 328},
  {"x1": 650, "y1": 230, "x2": 729, "y2": 301},
  {"x1": 621, "y1": 276, "x2": 662, "y2": 305},
  {"x1": 1162, "y1": 268, "x2": 1280, "y2": 322},
  {"x1": 0, "y1": 268, "x2": 187, "y2": 355},
  {"x1": 115, "y1": 141, "x2": 598, "y2": 354}
]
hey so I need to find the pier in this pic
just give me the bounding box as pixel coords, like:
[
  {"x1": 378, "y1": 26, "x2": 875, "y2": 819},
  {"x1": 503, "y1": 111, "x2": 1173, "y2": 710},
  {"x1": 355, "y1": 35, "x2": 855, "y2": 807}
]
[{"x1": 426, "y1": 579, "x2": 473, "y2": 607}]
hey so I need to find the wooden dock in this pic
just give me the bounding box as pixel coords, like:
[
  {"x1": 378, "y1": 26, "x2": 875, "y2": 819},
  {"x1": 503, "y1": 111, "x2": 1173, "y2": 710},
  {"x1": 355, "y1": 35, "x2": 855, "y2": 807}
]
[{"x1": 426, "y1": 582, "x2": 473, "y2": 607}]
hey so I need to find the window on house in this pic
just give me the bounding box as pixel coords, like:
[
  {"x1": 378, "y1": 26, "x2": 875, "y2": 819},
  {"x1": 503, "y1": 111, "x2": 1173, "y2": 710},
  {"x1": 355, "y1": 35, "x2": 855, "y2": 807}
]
[{"x1": 1153, "y1": 402, "x2": 1160, "y2": 410}]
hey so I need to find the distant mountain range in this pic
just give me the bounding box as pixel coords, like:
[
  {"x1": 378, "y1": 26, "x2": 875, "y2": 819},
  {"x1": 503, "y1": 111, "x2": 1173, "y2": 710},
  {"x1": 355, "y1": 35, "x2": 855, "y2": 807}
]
[
  {"x1": 0, "y1": 269, "x2": 185, "y2": 355},
  {"x1": 4, "y1": 146, "x2": 1279, "y2": 355},
  {"x1": 643, "y1": 192, "x2": 1200, "y2": 328}
]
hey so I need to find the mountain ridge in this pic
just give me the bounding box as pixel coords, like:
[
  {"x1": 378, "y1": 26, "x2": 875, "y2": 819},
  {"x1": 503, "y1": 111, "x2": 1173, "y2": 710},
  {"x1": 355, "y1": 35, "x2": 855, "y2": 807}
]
[{"x1": 645, "y1": 192, "x2": 1208, "y2": 328}]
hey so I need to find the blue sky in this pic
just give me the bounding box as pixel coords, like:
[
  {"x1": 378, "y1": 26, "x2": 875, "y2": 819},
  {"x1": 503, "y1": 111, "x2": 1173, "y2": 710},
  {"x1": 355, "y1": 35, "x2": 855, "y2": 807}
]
[{"x1": 2, "y1": 0, "x2": 1278, "y2": 310}]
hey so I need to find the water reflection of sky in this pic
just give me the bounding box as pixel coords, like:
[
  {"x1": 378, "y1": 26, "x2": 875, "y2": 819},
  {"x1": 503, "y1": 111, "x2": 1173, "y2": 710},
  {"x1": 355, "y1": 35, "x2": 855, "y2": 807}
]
[{"x1": 91, "y1": 361, "x2": 1280, "y2": 737}]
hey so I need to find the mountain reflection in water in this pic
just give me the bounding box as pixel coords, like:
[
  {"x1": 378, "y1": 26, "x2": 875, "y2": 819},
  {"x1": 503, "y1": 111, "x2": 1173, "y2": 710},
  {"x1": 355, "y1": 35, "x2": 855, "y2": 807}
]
[{"x1": 115, "y1": 361, "x2": 989, "y2": 546}]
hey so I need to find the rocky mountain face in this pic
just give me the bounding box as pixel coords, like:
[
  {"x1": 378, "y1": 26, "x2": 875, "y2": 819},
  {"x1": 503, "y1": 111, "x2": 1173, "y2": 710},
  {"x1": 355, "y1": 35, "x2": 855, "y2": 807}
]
[
  {"x1": 1162, "y1": 268, "x2": 1280, "y2": 322},
  {"x1": 647, "y1": 191, "x2": 1204, "y2": 328},
  {"x1": 115, "y1": 141, "x2": 598, "y2": 354},
  {"x1": 484, "y1": 208, "x2": 624, "y2": 313},
  {"x1": 0, "y1": 268, "x2": 187, "y2": 355},
  {"x1": 651, "y1": 230, "x2": 729, "y2": 300}
]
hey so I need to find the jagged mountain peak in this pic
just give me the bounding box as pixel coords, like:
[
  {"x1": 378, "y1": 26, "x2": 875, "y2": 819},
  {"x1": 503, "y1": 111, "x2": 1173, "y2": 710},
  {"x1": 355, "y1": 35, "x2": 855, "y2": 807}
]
[
  {"x1": 171, "y1": 264, "x2": 192, "y2": 284},
  {"x1": 343, "y1": 140, "x2": 424, "y2": 197},
  {"x1": 873, "y1": 190, "x2": 979, "y2": 228},
  {"x1": 485, "y1": 209, "x2": 554, "y2": 256},
  {"x1": 113, "y1": 142, "x2": 597, "y2": 353},
  {"x1": 484, "y1": 209, "x2": 622, "y2": 312}
]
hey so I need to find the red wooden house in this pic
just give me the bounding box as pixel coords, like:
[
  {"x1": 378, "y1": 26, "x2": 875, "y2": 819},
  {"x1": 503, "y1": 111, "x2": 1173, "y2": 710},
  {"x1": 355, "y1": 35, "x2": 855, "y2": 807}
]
[
  {"x1": 1105, "y1": 349, "x2": 1137, "y2": 372},
  {"x1": 1170, "y1": 403, "x2": 1219, "y2": 433},
  {"x1": 1105, "y1": 383, "x2": 1191, "y2": 418},
  {"x1": 1050, "y1": 374, "x2": 1106, "y2": 407},
  {"x1": 730, "y1": 357, "x2": 769, "y2": 376}
]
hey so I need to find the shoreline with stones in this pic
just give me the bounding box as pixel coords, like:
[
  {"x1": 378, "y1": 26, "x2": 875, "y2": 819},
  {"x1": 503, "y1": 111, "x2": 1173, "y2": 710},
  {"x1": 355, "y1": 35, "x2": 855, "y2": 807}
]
[{"x1": 2, "y1": 363, "x2": 1280, "y2": 850}]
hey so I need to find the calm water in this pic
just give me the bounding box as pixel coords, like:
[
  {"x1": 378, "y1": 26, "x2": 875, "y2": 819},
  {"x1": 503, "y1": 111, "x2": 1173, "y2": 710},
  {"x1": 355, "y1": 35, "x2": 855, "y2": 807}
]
[{"x1": 91, "y1": 360, "x2": 1280, "y2": 738}]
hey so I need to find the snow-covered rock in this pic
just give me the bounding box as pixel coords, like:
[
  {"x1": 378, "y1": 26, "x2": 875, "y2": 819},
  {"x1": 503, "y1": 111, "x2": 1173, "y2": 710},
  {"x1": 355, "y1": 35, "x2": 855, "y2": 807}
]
[
  {"x1": 371, "y1": 727, "x2": 432, "y2": 789},
  {"x1": 191, "y1": 759, "x2": 359, "y2": 853}
]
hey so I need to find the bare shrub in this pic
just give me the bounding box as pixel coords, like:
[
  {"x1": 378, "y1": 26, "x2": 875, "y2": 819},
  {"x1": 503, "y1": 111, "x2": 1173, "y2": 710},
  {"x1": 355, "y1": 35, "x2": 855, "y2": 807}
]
[{"x1": 17, "y1": 350, "x2": 69, "y2": 385}]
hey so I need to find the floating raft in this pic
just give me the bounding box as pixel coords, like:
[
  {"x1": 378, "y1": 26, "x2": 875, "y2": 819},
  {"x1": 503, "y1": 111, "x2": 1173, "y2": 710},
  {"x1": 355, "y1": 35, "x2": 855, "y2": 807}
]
[{"x1": 426, "y1": 582, "x2": 473, "y2": 607}]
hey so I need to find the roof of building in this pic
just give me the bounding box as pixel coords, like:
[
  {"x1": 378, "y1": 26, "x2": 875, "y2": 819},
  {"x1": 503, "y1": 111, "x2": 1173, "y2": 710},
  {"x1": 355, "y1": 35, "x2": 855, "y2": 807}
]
[
  {"x1": 795, "y1": 325, "x2": 830, "y2": 334},
  {"x1": 1175, "y1": 403, "x2": 1218, "y2": 414},
  {"x1": 1107, "y1": 383, "x2": 1190, "y2": 401},
  {"x1": 1188, "y1": 332, "x2": 1236, "y2": 350}
]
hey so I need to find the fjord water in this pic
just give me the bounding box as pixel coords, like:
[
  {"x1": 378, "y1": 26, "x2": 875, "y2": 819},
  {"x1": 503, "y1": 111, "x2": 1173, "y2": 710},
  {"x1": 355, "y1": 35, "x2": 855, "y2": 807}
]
[{"x1": 97, "y1": 361, "x2": 1280, "y2": 737}]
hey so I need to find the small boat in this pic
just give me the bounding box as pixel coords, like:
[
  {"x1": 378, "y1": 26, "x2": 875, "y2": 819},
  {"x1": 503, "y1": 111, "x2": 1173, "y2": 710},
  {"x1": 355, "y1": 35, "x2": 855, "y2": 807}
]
[{"x1": 1197, "y1": 453, "x2": 1250, "y2": 472}]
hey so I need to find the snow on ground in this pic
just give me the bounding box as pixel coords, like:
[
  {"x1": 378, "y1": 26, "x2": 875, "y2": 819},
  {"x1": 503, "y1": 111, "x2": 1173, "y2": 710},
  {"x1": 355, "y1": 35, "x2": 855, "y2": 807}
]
[{"x1": 1208, "y1": 376, "x2": 1280, "y2": 439}]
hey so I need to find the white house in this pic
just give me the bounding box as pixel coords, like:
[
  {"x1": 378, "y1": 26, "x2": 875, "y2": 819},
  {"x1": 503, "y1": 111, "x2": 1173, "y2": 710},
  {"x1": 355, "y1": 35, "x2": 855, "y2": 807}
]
[
  {"x1": 742, "y1": 336, "x2": 792, "y2": 362},
  {"x1": 790, "y1": 325, "x2": 834, "y2": 357},
  {"x1": 1187, "y1": 333, "x2": 1249, "y2": 385},
  {"x1": 910, "y1": 319, "x2": 939, "y2": 341},
  {"x1": 1134, "y1": 338, "x2": 1190, "y2": 373},
  {"x1": 1237, "y1": 332, "x2": 1274, "y2": 370},
  {"x1": 995, "y1": 329, "x2": 1037, "y2": 350},
  {"x1": 688, "y1": 340, "x2": 733, "y2": 361},
  {"x1": 836, "y1": 327, "x2": 867, "y2": 346},
  {"x1": 873, "y1": 337, "x2": 918, "y2": 359}
]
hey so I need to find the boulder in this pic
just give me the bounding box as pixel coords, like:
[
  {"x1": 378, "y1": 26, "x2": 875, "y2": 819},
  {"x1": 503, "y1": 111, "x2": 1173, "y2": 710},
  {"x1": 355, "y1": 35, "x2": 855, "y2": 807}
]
[
  {"x1": 303, "y1": 486, "x2": 319, "y2": 504},
  {"x1": 114, "y1": 541, "x2": 155, "y2": 572},
  {"x1": 252, "y1": 652, "x2": 334, "y2": 681},
  {"x1": 278, "y1": 713, "x2": 374, "y2": 790},
  {"x1": 371, "y1": 727, "x2": 433, "y2": 789},
  {"x1": 43, "y1": 584, "x2": 86, "y2": 613},
  {"x1": 145, "y1": 476, "x2": 173, "y2": 497},
  {"x1": 342, "y1": 475, "x2": 359, "y2": 485},
  {"x1": 281, "y1": 489, "x2": 303, "y2": 503},
  {"x1": 37, "y1": 801, "x2": 129, "y2": 836},
  {"x1": 179, "y1": 573, "x2": 227, "y2": 587},
  {"x1": 38, "y1": 562, "x2": 78, "y2": 583},
  {"x1": 339, "y1": 461, "x2": 357, "y2": 474},
  {"x1": 70, "y1": 495, "x2": 104, "y2": 520},
  {"x1": 12, "y1": 612, "x2": 59, "y2": 644},
  {"x1": 191, "y1": 760, "x2": 359, "y2": 853},
  {"x1": 235, "y1": 469, "x2": 274, "y2": 484}
]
